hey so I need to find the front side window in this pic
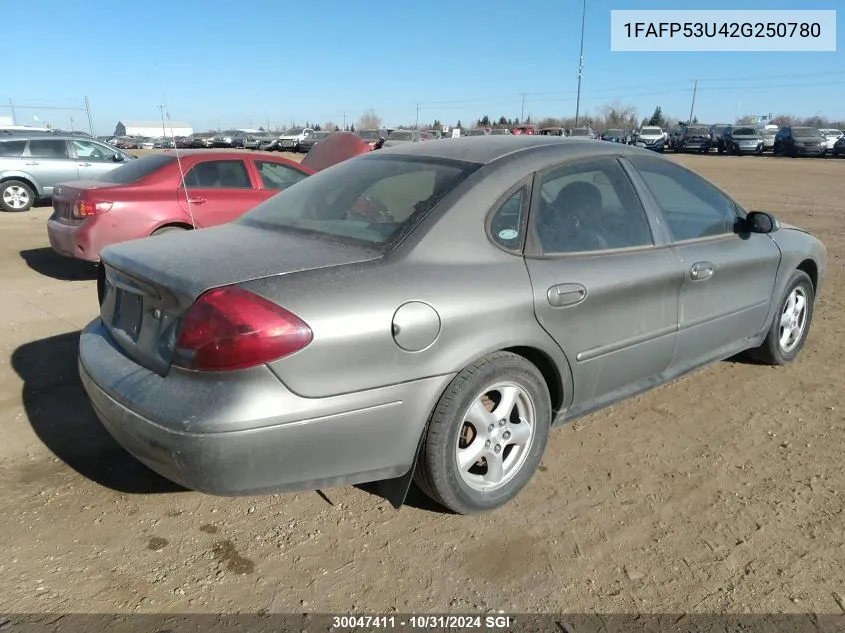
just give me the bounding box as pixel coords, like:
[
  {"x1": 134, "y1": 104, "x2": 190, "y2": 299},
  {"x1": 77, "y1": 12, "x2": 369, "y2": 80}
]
[
  {"x1": 240, "y1": 155, "x2": 478, "y2": 246},
  {"x1": 72, "y1": 140, "x2": 117, "y2": 162},
  {"x1": 27, "y1": 139, "x2": 69, "y2": 159},
  {"x1": 183, "y1": 160, "x2": 252, "y2": 189},
  {"x1": 627, "y1": 156, "x2": 739, "y2": 241},
  {"x1": 534, "y1": 157, "x2": 654, "y2": 254},
  {"x1": 255, "y1": 160, "x2": 308, "y2": 190}
]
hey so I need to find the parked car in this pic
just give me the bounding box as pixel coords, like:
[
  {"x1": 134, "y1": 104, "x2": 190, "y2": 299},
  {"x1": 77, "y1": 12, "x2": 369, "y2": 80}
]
[
  {"x1": 356, "y1": 129, "x2": 388, "y2": 150},
  {"x1": 298, "y1": 130, "x2": 335, "y2": 153},
  {"x1": 709, "y1": 124, "x2": 731, "y2": 152},
  {"x1": 634, "y1": 126, "x2": 666, "y2": 152},
  {"x1": 153, "y1": 137, "x2": 175, "y2": 149},
  {"x1": 0, "y1": 134, "x2": 134, "y2": 212},
  {"x1": 244, "y1": 133, "x2": 275, "y2": 150},
  {"x1": 755, "y1": 124, "x2": 779, "y2": 152},
  {"x1": 276, "y1": 127, "x2": 315, "y2": 152},
  {"x1": 464, "y1": 129, "x2": 488, "y2": 137},
  {"x1": 512, "y1": 125, "x2": 537, "y2": 135},
  {"x1": 382, "y1": 129, "x2": 422, "y2": 147},
  {"x1": 773, "y1": 126, "x2": 827, "y2": 157},
  {"x1": 819, "y1": 128, "x2": 844, "y2": 151},
  {"x1": 673, "y1": 125, "x2": 713, "y2": 153},
  {"x1": 77, "y1": 136, "x2": 827, "y2": 515},
  {"x1": 488, "y1": 128, "x2": 512, "y2": 136},
  {"x1": 46, "y1": 151, "x2": 313, "y2": 262},
  {"x1": 832, "y1": 135, "x2": 845, "y2": 157},
  {"x1": 719, "y1": 126, "x2": 763, "y2": 155},
  {"x1": 569, "y1": 127, "x2": 597, "y2": 139},
  {"x1": 539, "y1": 128, "x2": 565, "y2": 136},
  {"x1": 601, "y1": 128, "x2": 625, "y2": 142},
  {"x1": 423, "y1": 129, "x2": 443, "y2": 139}
]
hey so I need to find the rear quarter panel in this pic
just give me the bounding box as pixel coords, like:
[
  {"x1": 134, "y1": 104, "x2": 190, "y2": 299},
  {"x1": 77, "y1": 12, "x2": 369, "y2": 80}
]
[{"x1": 244, "y1": 152, "x2": 575, "y2": 401}]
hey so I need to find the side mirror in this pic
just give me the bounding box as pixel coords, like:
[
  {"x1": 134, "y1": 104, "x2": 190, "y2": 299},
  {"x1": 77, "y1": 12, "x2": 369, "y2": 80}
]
[
  {"x1": 745, "y1": 211, "x2": 780, "y2": 234},
  {"x1": 113, "y1": 153, "x2": 124, "y2": 162}
]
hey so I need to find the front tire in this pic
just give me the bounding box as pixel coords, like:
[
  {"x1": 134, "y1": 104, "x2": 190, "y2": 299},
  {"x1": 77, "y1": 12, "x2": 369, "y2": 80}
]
[
  {"x1": 0, "y1": 180, "x2": 35, "y2": 212},
  {"x1": 414, "y1": 352, "x2": 551, "y2": 514},
  {"x1": 749, "y1": 270, "x2": 815, "y2": 365}
]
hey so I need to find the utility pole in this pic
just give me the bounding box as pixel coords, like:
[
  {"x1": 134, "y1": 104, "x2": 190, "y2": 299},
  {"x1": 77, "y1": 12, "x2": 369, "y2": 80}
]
[
  {"x1": 520, "y1": 93, "x2": 526, "y2": 121},
  {"x1": 574, "y1": 0, "x2": 586, "y2": 127},
  {"x1": 343, "y1": 112, "x2": 347, "y2": 131},
  {"x1": 70, "y1": 117, "x2": 75, "y2": 131},
  {"x1": 735, "y1": 98, "x2": 742, "y2": 123},
  {"x1": 688, "y1": 80, "x2": 698, "y2": 126},
  {"x1": 158, "y1": 104, "x2": 167, "y2": 138},
  {"x1": 84, "y1": 96, "x2": 94, "y2": 135},
  {"x1": 415, "y1": 103, "x2": 420, "y2": 129},
  {"x1": 8, "y1": 98, "x2": 16, "y2": 125}
]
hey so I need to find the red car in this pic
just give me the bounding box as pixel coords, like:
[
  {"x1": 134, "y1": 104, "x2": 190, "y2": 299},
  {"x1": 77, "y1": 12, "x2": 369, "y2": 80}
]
[{"x1": 47, "y1": 151, "x2": 313, "y2": 262}]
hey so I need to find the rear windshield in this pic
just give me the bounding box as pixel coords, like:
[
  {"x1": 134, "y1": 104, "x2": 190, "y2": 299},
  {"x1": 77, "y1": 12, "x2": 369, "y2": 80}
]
[
  {"x1": 357, "y1": 130, "x2": 381, "y2": 140},
  {"x1": 793, "y1": 127, "x2": 820, "y2": 137},
  {"x1": 570, "y1": 128, "x2": 590, "y2": 136},
  {"x1": 732, "y1": 127, "x2": 756, "y2": 135},
  {"x1": 239, "y1": 155, "x2": 479, "y2": 246},
  {"x1": 98, "y1": 154, "x2": 174, "y2": 184},
  {"x1": 605, "y1": 129, "x2": 623, "y2": 135},
  {"x1": 685, "y1": 126, "x2": 709, "y2": 134},
  {"x1": 0, "y1": 140, "x2": 26, "y2": 156},
  {"x1": 388, "y1": 131, "x2": 413, "y2": 140}
]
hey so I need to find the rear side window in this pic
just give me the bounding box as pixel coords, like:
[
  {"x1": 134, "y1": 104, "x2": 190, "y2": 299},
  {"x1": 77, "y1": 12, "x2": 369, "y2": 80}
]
[
  {"x1": 184, "y1": 160, "x2": 252, "y2": 189},
  {"x1": 28, "y1": 139, "x2": 69, "y2": 158},
  {"x1": 99, "y1": 154, "x2": 174, "y2": 184},
  {"x1": 489, "y1": 187, "x2": 528, "y2": 251},
  {"x1": 0, "y1": 140, "x2": 26, "y2": 157}
]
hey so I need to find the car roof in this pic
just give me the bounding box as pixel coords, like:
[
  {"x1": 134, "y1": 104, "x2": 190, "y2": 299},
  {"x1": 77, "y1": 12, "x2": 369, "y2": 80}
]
[
  {"x1": 372, "y1": 135, "x2": 642, "y2": 166},
  {"x1": 0, "y1": 133, "x2": 86, "y2": 141}
]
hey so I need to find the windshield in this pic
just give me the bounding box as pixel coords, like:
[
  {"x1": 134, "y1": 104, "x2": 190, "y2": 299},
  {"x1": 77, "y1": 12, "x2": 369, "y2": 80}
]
[
  {"x1": 97, "y1": 154, "x2": 174, "y2": 184},
  {"x1": 685, "y1": 126, "x2": 709, "y2": 134},
  {"x1": 570, "y1": 128, "x2": 590, "y2": 136},
  {"x1": 712, "y1": 125, "x2": 728, "y2": 134},
  {"x1": 357, "y1": 130, "x2": 381, "y2": 140},
  {"x1": 313, "y1": 131, "x2": 332, "y2": 139},
  {"x1": 641, "y1": 127, "x2": 661, "y2": 135},
  {"x1": 732, "y1": 127, "x2": 757, "y2": 136},
  {"x1": 239, "y1": 155, "x2": 479, "y2": 246},
  {"x1": 465, "y1": 130, "x2": 486, "y2": 136},
  {"x1": 284, "y1": 128, "x2": 305, "y2": 135},
  {"x1": 823, "y1": 129, "x2": 843, "y2": 136},
  {"x1": 388, "y1": 131, "x2": 413, "y2": 140},
  {"x1": 762, "y1": 128, "x2": 778, "y2": 136},
  {"x1": 793, "y1": 127, "x2": 820, "y2": 137}
]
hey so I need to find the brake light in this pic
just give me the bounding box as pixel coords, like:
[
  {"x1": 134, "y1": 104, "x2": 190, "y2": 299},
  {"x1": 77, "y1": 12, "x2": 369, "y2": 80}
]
[
  {"x1": 73, "y1": 201, "x2": 113, "y2": 218},
  {"x1": 173, "y1": 286, "x2": 312, "y2": 371}
]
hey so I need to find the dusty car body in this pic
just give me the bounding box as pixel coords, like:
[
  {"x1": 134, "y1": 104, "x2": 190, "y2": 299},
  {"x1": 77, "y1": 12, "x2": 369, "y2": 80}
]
[{"x1": 78, "y1": 136, "x2": 827, "y2": 515}]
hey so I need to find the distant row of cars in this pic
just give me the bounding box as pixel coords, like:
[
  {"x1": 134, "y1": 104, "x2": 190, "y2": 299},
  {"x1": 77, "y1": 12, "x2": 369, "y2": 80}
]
[{"x1": 636, "y1": 123, "x2": 844, "y2": 157}]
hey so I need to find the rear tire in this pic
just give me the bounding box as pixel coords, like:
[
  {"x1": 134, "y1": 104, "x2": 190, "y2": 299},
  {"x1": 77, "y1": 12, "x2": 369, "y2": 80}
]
[
  {"x1": 0, "y1": 180, "x2": 35, "y2": 212},
  {"x1": 748, "y1": 270, "x2": 814, "y2": 365},
  {"x1": 414, "y1": 351, "x2": 551, "y2": 514}
]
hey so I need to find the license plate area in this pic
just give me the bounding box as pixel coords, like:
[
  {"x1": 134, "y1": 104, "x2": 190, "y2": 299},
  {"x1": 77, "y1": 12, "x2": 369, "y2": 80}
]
[{"x1": 111, "y1": 285, "x2": 144, "y2": 341}]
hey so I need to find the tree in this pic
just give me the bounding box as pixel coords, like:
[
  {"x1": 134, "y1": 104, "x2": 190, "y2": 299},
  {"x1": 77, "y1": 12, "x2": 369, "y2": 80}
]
[
  {"x1": 456, "y1": 120, "x2": 463, "y2": 129},
  {"x1": 323, "y1": 121, "x2": 337, "y2": 132},
  {"x1": 358, "y1": 109, "x2": 382, "y2": 130},
  {"x1": 647, "y1": 106, "x2": 666, "y2": 127},
  {"x1": 335, "y1": 125, "x2": 341, "y2": 131},
  {"x1": 314, "y1": 124, "x2": 322, "y2": 131}
]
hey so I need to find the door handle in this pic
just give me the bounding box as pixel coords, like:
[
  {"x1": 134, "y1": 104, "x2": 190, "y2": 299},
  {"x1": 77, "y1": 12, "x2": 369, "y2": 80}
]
[
  {"x1": 547, "y1": 283, "x2": 588, "y2": 308},
  {"x1": 690, "y1": 261, "x2": 715, "y2": 281},
  {"x1": 78, "y1": 162, "x2": 92, "y2": 167},
  {"x1": 186, "y1": 197, "x2": 206, "y2": 204},
  {"x1": 25, "y1": 161, "x2": 39, "y2": 166}
]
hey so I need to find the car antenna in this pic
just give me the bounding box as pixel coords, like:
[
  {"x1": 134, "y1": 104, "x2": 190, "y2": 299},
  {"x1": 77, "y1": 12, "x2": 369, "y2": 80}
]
[{"x1": 165, "y1": 107, "x2": 197, "y2": 229}]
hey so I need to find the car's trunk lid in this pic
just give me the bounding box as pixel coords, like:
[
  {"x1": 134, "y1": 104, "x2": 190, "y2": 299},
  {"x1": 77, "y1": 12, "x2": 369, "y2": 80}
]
[
  {"x1": 98, "y1": 222, "x2": 381, "y2": 375},
  {"x1": 51, "y1": 180, "x2": 120, "y2": 223}
]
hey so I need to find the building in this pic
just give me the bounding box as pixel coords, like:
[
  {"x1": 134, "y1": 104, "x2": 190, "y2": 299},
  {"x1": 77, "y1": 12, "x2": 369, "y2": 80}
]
[{"x1": 114, "y1": 120, "x2": 193, "y2": 138}]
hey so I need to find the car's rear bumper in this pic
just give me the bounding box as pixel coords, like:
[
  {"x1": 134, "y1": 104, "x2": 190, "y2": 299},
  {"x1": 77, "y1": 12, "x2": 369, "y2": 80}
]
[
  {"x1": 47, "y1": 217, "x2": 99, "y2": 262},
  {"x1": 78, "y1": 318, "x2": 454, "y2": 496}
]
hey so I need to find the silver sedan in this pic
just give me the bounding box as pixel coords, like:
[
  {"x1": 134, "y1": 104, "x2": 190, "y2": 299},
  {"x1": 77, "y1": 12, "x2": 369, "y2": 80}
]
[{"x1": 79, "y1": 136, "x2": 827, "y2": 514}]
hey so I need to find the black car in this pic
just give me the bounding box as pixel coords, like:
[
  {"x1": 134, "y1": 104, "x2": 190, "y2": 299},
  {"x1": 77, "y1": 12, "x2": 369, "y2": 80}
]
[
  {"x1": 773, "y1": 126, "x2": 826, "y2": 157},
  {"x1": 719, "y1": 126, "x2": 764, "y2": 155},
  {"x1": 832, "y1": 135, "x2": 845, "y2": 157},
  {"x1": 297, "y1": 130, "x2": 335, "y2": 153},
  {"x1": 674, "y1": 125, "x2": 712, "y2": 153},
  {"x1": 601, "y1": 128, "x2": 625, "y2": 143},
  {"x1": 709, "y1": 124, "x2": 731, "y2": 152}
]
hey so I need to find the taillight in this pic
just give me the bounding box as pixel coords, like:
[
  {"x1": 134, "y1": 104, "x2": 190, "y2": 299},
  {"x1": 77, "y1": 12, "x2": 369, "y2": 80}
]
[
  {"x1": 73, "y1": 201, "x2": 113, "y2": 218},
  {"x1": 173, "y1": 286, "x2": 312, "y2": 372}
]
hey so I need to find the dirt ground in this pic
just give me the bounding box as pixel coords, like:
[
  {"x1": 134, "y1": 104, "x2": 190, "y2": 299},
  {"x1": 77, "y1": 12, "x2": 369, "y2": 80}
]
[{"x1": 0, "y1": 151, "x2": 843, "y2": 616}]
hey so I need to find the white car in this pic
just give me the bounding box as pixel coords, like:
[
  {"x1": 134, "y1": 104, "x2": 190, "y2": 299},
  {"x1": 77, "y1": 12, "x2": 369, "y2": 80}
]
[
  {"x1": 819, "y1": 128, "x2": 843, "y2": 151},
  {"x1": 276, "y1": 127, "x2": 315, "y2": 151}
]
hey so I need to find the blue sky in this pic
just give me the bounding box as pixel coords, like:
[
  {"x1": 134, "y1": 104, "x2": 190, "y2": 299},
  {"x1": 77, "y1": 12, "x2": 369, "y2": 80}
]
[{"x1": 6, "y1": 0, "x2": 843, "y2": 134}]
